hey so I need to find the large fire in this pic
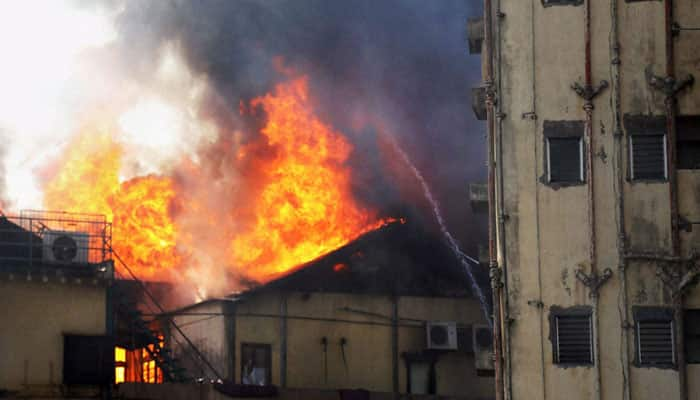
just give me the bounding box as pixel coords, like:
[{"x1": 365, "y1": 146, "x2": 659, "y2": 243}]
[
  {"x1": 232, "y1": 76, "x2": 394, "y2": 280},
  {"x1": 41, "y1": 74, "x2": 396, "y2": 291},
  {"x1": 43, "y1": 129, "x2": 180, "y2": 281}
]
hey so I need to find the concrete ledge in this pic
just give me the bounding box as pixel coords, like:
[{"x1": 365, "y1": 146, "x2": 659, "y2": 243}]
[{"x1": 116, "y1": 383, "x2": 488, "y2": 400}]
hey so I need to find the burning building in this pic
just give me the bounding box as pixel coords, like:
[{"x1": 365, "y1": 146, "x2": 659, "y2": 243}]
[{"x1": 117, "y1": 221, "x2": 494, "y2": 399}]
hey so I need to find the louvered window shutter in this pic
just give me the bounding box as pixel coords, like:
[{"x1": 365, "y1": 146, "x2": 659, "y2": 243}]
[
  {"x1": 554, "y1": 314, "x2": 593, "y2": 364},
  {"x1": 637, "y1": 320, "x2": 675, "y2": 366},
  {"x1": 631, "y1": 135, "x2": 666, "y2": 180}
]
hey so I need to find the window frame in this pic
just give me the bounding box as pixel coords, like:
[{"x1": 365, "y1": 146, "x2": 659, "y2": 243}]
[
  {"x1": 629, "y1": 134, "x2": 668, "y2": 181},
  {"x1": 402, "y1": 352, "x2": 437, "y2": 395},
  {"x1": 240, "y1": 342, "x2": 272, "y2": 386},
  {"x1": 542, "y1": 0, "x2": 583, "y2": 6},
  {"x1": 684, "y1": 309, "x2": 700, "y2": 364},
  {"x1": 542, "y1": 120, "x2": 586, "y2": 187},
  {"x1": 624, "y1": 115, "x2": 669, "y2": 182},
  {"x1": 633, "y1": 307, "x2": 676, "y2": 369},
  {"x1": 549, "y1": 306, "x2": 594, "y2": 367},
  {"x1": 677, "y1": 116, "x2": 700, "y2": 170}
]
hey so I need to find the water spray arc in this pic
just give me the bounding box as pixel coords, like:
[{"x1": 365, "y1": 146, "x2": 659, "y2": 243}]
[{"x1": 385, "y1": 135, "x2": 492, "y2": 328}]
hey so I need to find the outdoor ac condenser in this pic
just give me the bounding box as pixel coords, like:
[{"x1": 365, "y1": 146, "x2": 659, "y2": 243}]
[
  {"x1": 42, "y1": 230, "x2": 90, "y2": 264},
  {"x1": 426, "y1": 321, "x2": 458, "y2": 350},
  {"x1": 473, "y1": 324, "x2": 495, "y2": 374}
]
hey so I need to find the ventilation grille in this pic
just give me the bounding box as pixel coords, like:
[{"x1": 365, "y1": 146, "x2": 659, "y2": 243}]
[
  {"x1": 555, "y1": 314, "x2": 592, "y2": 364},
  {"x1": 631, "y1": 135, "x2": 666, "y2": 180},
  {"x1": 637, "y1": 320, "x2": 675, "y2": 366}
]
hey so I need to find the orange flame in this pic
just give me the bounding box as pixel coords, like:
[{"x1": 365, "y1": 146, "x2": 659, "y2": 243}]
[
  {"x1": 231, "y1": 76, "x2": 392, "y2": 281},
  {"x1": 43, "y1": 129, "x2": 179, "y2": 281},
  {"x1": 40, "y1": 73, "x2": 398, "y2": 291}
]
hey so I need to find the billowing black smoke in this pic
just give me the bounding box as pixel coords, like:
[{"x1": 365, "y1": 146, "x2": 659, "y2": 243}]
[{"x1": 108, "y1": 0, "x2": 486, "y2": 256}]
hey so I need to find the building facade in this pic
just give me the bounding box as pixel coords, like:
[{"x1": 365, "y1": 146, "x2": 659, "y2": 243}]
[
  {"x1": 0, "y1": 212, "x2": 113, "y2": 397},
  {"x1": 165, "y1": 223, "x2": 495, "y2": 399},
  {"x1": 473, "y1": 0, "x2": 700, "y2": 399}
]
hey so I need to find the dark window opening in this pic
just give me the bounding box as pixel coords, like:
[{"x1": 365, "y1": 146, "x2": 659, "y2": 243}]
[
  {"x1": 552, "y1": 311, "x2": 593, "y2": 365},
  {"x1": 542, "y1": 0, "x2": 583, "y2": 6},
  {"x1": 547, "y1": 137, "x2": 584, "y2": 183},
  {"x1": 241, "y1": 343, "x2": 271, "y2": 386},
  {"x1": 403, "y1": 353, "x2": 437, "y2": 395},
  {"x1": 684, "y1": 310, "x2": 700, "y2": 363},
  {"x1": 634, "y1": 307, "x2": 675, "y2": 367},
  {"x1": 678, "y1": 116, "x2": 700, "y2": 170},
  {"x1": 63, "y1": 335, "x2": 114, "y2": 385},
  {"x1": 631, "y1": 135, "x2": 667, "y2": 180}
]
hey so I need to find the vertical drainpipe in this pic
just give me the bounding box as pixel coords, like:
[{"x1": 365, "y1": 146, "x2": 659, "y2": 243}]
[
  {"x1": 493, "y1": 0, "x2": 512, "y2": 398},
  {"x1": 225, "y1": 301, "x2": 237, "y2": 381},
  {"x1": 610, "y1": 0, "x2": 631, "y2": 398},
  {"x1": 663, "y1": 1, "x2": 687, "y2": 398},
  {"x1": 391, "y1": 296, "x2": 399, "y2": 398},
  {"x1": 280, "y1": 292, "x2": 288, "y2": 388},
  {"x1": 484, "y1": 0, "x2": 504, "y2": 399},
  {"x1": 581, "y1": 1, "x2": 603, "y2": 399}
]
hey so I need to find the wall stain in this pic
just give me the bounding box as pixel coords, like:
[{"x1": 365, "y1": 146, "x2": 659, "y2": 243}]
[{"x1": 561, "y1": 267, "x2": 571, "y2": 297}]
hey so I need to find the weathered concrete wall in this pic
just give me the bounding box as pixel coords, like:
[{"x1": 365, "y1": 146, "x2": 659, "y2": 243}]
[
  {"x1": 0, "y1": 279, "x2": 106, "y2": 391},
  {"x1": 494, "y1": 0, "x2": 700, "y2": 399},
  {"x1": 171, "y1": 300, "x2": 231, "y2": 380},
  {"x1": 173, "y1": 292, "x2": 491, "y2": 398},
  {"x1": 117, "y1": 382, "x2": 487, "y2": 400}
]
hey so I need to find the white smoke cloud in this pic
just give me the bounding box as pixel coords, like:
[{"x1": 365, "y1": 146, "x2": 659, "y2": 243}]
[{"x1": 0, "y1": 1, "x2": 218, "y2": 210}]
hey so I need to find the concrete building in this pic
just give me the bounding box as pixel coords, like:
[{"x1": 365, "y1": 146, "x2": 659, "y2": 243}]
[
  {"x1": 0, "y1": 211, "x2": 113, "y2": 397},
  {"x1": 471, "y1": 0, "x2": 699, "y2": 399},
  {"x1": 164, "y1": 222, "x2": 495, "y2": 399}
]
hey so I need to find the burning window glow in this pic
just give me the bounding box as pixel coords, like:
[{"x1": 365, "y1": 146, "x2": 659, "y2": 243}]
[{"x1": 115, "y1": 347, "x2": 126, "y2": 384}]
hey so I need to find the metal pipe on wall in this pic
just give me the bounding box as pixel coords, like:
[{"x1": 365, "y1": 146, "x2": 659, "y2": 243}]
[
  {"x1": 391, "y1": 296, "x2": 399, "y2": 398},
  {"x1": 609, "y1": 0, "x2": 631, "y2": 398},
  {"x1": 484, "y1": 0, "x2": 504, "y2": 398},
  {"x1": 493, "y1": 0, "x2": 512, "y2": 397},
  {"x1": 663, "y1": 1, "x2": 688, "y2": 398},
  {"x1": 582, "y1": 1, "x2": 603, "y2": 399},
  {"x1": 280, "y1": 293, "x2": 288, "y2": 388}
]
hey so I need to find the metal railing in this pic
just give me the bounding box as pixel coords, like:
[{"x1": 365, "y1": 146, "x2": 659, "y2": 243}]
[{"x1": 0, "y1": 210, "x2": 112, "y2": 271}]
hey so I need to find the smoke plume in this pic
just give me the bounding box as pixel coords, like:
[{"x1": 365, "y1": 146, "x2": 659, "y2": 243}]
[{"x1": 2, "y1": 0, "x2": 486, "y2": 300}]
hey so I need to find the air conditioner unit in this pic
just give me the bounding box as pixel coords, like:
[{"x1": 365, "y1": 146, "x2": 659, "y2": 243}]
[
  {"x1": 426, "y1": 321, "x2": 458, "y2": 350},
  {"x1": 43, "y1": 231, "x2": 89, "y2": 264},
  {"x1": 473, "y1": 324, "x2": 495, "y2": 374}
]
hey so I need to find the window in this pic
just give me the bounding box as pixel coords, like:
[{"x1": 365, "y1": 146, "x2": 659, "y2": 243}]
[
  {"x1": 551, "y1": 308, "x2": 593, "y2": 365},
  {"x1": 678, "y1": 117, "x2": 700, "y2": 170},
  {"x1": 141, "y1": 335, "x2": 164, "y2": 383},
  {"x1": 547, "y1": 137, "x2": 584, "y2": 183},
  {"x1": 634, "y1": 307, "x2": 675, "y2": 367},
  {"x1": 630, "y1": 135, "x2": 667, "y2": 180},
  {"x1": 115, "y1": 347, "x2": 126, "y2": 384},
  {"x1": 241, "y1": 343, "x2": 271, "y2": 386},
  {"x1": 684, "y1": 310, "x2": 700, "y2": 363},
  {"x1": 403, "y1": 353, "x2": 437, "y2": 395},
  {"x1": 544, "y1": 121, "x2": 585, "y2": 185},
  {"x1": 625, "y1": 115, "x2": 668, "y2": 181},
  {"x1": 542, "y1": 0, "x2": 583, "y2": 6}
]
